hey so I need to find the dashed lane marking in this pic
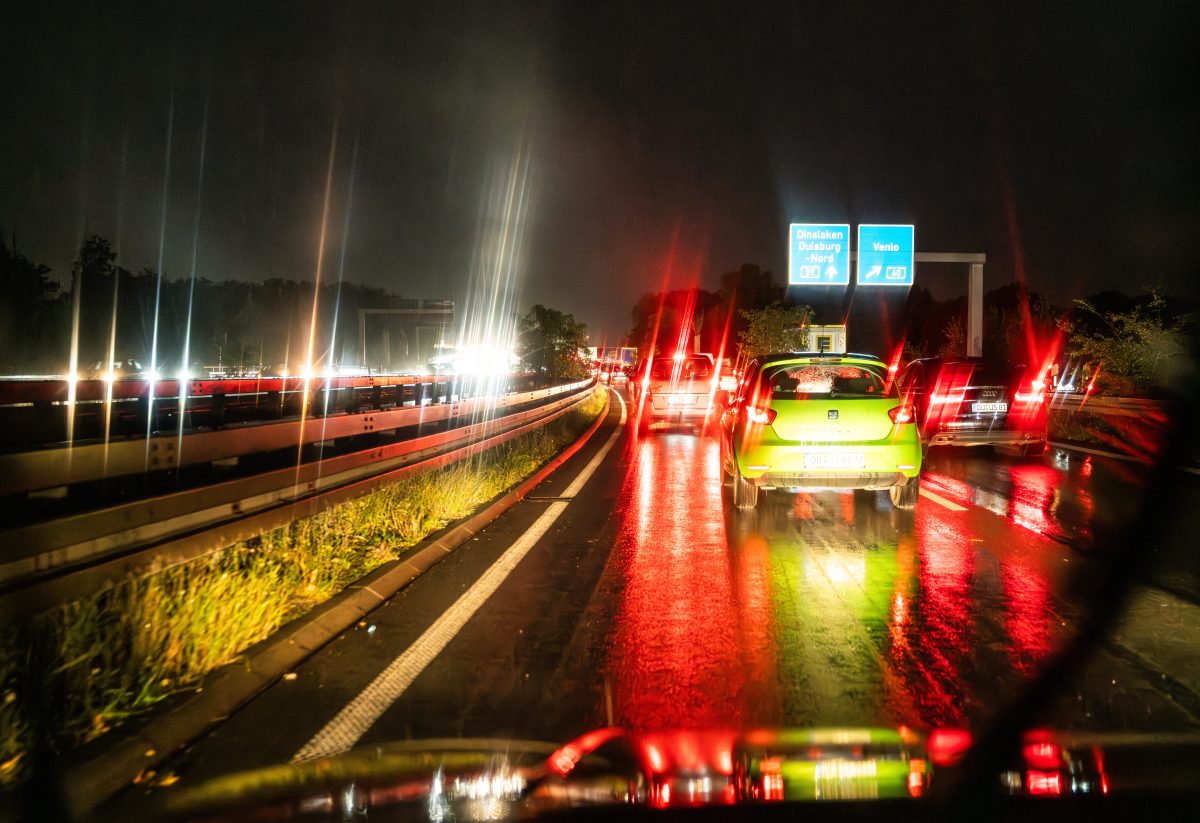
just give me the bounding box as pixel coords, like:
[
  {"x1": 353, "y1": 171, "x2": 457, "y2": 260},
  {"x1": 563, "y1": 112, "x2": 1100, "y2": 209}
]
[{"x1": 919, "y1": 486, "x2": 968, "y2": 512}]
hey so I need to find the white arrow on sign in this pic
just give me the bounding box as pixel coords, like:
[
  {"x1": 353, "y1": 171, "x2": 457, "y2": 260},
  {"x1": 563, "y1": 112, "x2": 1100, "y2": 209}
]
[
  {"x1": 824, "y1": 265, "x2": 838, "y2": 280},
  {"x1": 864, "y1": 265, "x2": 882, "y2": 280}
]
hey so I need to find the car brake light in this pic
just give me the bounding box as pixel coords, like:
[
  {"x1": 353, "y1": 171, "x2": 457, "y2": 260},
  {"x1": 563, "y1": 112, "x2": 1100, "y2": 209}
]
[
  {"x1": 889, "y1": 405, "x2": 916, "y2": 424},
  {"x1": 745, "y1": 407, "x2": 776, "y2": 425},
  {"x1": 1015, "y1": 380, "x2": 1045, "y2": 404},
  {"x1": 927, "y1": 728, "x2": 972, "y2": 767},
  {"x1": 929, "y1": 392, "x2": 966, "y2": 405}
]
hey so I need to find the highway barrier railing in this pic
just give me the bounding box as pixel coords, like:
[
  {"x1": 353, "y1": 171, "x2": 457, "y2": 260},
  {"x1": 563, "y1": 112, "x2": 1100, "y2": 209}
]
[
  {"x1": 1, "y1": 373, "x2": 560, "y2": 497},
  {"x1": 1048, "y1": 393, "x2": 1178, "y2": 466},
  {"x1": 1048, "y1": 393, "x2": 1167, "y2": 419},
  {"x1": 0, "y1": 378, "x2": 597, "y2": 621}
]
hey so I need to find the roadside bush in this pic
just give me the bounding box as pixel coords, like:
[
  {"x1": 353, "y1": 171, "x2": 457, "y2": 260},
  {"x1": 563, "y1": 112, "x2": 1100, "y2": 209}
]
[{"x1": 1059, "y1": 293, "x2": 1192, "y2": 396}]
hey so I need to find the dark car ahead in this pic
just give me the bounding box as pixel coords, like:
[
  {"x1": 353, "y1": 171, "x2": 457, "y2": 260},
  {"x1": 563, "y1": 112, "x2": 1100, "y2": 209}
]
[{"x1": 895, "y1": 357, "x2": 1047, "y2": 457}]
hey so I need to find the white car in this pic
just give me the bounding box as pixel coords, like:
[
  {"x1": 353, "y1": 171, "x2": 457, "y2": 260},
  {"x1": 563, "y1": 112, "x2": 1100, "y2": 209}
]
[{"x1": 630, "y1": 353, "x2": 717, "y2": 433}]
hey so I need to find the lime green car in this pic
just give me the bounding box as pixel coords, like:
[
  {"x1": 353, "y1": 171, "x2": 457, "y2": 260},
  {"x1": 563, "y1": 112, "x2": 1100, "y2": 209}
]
[
  {"x1": 719, "y1": 353, "x2": 921, "y2": 509},
  {"x1": 736, "y1": 727, "x2": 928, "y2": 801}
]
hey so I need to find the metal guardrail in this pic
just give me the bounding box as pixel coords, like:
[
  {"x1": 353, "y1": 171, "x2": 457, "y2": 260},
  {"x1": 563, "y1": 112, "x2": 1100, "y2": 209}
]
[
  {"x1": 1047, "y1": 393, "x2": 1178, "y2": 467},
  {"x1": 3, "y1": 378, "x2": 576, "y2": 496},
  {"x1": 0, "y1": 379, "x2": 596, "y2": 620},
  {"x1": 1049, "y1": 394, "x2": 1167, "y2": 419}
]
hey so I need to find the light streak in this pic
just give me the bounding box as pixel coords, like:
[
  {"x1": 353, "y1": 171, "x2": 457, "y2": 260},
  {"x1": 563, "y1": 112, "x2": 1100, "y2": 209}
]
[
  {"x1": 145, "y1": 86, "x2": 175, "y2": 466},
  {"x1": 65, "y1": 251, "x2": 83, "y2": 462},
  {"x1": 456, "y1": 128, "x2": 534, "y2": 429},
  {"x1": 295, "y1": 118, "x2": 339, "y2": 473},
  {"x1": 313, "y1": 133, "x2": 360, "y2": 485},
  {"x1": 102, "y1": 124, "x2": 131, "y2": 478},
  {"x1": 176, "y1": 98, "x2": 209, "y2": 465}
]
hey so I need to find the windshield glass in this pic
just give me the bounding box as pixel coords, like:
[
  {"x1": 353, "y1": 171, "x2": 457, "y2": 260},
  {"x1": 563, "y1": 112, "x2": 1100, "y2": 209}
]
[
  {"x1": 763, "y1": 363, "x2": 895, "y2": 399},
  {"x1": 650, "y1": 357, "x2": 712, "y2": 380},
  {"x1": 930, "y1": 362, "x2": 1019, "y2": 389},
  {"x1": 0, "y1": 2, "x2": 1194, "y2": 819}
]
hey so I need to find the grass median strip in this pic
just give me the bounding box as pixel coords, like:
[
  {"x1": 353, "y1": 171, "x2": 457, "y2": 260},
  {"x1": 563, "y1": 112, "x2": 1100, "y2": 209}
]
[{"x1": 0, "y1": 387, "x2": 606, "y2": 785}]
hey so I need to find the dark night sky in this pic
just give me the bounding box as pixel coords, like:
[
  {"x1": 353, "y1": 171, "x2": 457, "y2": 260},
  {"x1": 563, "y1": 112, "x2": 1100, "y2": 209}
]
[{"x1": 2, "y1": 1, "x2": 1196, "y2": 341}]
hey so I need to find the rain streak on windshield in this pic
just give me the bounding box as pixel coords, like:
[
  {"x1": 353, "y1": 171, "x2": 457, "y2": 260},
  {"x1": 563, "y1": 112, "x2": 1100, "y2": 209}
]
[{"x1": 764, "y1": 365, "x2": 894, "y2": 399}]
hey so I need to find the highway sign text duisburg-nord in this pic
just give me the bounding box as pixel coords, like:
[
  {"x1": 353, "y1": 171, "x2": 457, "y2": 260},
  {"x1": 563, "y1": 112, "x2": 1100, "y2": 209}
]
[
  {"x1": 789, "y1": 223, "x2": 851, "y2": 286},
  {"x1": 856, "y1": 224, "x2": 914, "y2": 287}
]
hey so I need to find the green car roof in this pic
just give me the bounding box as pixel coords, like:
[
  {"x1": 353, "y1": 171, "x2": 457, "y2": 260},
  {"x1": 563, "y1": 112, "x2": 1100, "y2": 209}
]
[{"x1": 752, "y1": 352, "x2": 887, "y2": 367}]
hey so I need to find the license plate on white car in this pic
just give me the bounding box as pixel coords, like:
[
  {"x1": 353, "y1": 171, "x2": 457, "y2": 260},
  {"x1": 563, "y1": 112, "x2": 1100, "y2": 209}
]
[
  {"x1": 804, "y1": 452, "x2": 865, "y2": 469},
  {"x1": 666, "y1": 395, "x2": 693, "y2": 405},
  {"x1": 972, "y1": 401, "x2": 1007, "y2": 413}
]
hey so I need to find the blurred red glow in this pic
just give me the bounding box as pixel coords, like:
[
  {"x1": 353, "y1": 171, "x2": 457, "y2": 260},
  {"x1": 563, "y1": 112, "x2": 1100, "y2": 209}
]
[
  {"x1": 926, "y1": 728, "x2": 973, "y2": 767},
  {"x1": 1022, "y1": 739, "x2": 1062, "y2": 770}
]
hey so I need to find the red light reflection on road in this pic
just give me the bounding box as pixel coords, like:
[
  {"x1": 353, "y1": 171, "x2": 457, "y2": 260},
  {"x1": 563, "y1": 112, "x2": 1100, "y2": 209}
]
[
  {"x1": 887, "y1": 534, "x2": 917, "y2": 660},
  {"x1": 729, "y1": 530, "x2": 779, "y2": 722},
  {"x1": 840, "y1": 492, "x2": 856, "y2": 524},
  {"x1": 902, "y1": 514, "x2": 976, "y2": 726},
  {"x1": 1001, "y1": 559, "x2": 1055, "y2": 674},
  {"x1": 608, "y1": 435, "x2": 747, "y2": 730},
  {"x1": 1006, "y1": 463, "x2": 1058, "y2": 536}
]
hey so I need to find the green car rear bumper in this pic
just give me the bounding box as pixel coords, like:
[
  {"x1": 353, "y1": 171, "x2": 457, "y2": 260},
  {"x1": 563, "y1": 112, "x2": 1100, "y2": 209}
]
[{"x1": 735, "y1": 429, "x2": 921, "y2": 489}]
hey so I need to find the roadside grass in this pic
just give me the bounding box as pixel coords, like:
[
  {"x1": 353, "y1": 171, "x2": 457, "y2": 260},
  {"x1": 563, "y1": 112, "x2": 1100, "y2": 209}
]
[{"x1": 0, "y1": 387, "x2": 606, "y2": 785}]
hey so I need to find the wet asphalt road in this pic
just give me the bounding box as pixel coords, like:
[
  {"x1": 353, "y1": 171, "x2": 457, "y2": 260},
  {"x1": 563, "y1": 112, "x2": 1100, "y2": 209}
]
[{"x1": 118, "y1": 385, "x2": 1200, "y2": 806}]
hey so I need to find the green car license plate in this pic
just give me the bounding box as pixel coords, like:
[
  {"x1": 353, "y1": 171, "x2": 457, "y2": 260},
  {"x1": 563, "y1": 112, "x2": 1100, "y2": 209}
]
[{"x1": 804, "y1": 452, "x2": 865, "y2": 469}]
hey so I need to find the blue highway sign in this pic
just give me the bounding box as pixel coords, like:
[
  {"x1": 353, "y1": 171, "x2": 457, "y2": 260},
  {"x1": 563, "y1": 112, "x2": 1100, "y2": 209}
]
[
  {"x1": 856, "y1": 224, "x2": 915, "y2": 287},
  {"x1": 789, "y1": 223, "x2": 850, "y2": 286}
]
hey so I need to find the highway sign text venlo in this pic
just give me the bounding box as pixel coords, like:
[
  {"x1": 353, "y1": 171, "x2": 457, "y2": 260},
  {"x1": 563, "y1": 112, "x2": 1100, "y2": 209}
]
[
  {"x1": 789, "y1": 223, "x2": 850, "y2": 286},
  {"x1": 856, "y1": 224, "x2": 915, "y2": 287}
]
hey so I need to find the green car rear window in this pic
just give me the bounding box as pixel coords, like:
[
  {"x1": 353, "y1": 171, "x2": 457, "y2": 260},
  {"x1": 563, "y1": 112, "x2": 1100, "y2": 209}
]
[{"x1": 760, "y1": 363, "x2": 895, "y2": 399}]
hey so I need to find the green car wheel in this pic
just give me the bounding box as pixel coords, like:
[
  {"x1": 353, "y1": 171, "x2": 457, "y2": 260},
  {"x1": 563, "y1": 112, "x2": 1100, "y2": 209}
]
[
  {"x1": 733, "y1": 462, "x2": 759, "y2": 509},
  {"x1": 889, "y1": 475, "x2": 919, "y2": 510}
]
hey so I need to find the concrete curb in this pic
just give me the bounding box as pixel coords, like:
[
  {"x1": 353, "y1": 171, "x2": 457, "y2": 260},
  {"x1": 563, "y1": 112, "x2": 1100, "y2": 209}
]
[{"x1": 59, "y1": 389, "x2": 613, "y2": 819}]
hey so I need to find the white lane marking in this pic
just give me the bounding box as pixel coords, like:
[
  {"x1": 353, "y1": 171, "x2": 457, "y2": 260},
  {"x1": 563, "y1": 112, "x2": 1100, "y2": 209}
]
[
  {"x1": 919, "y1": 487, "x2": 968, "y2": 511},
  {"x1": 1048, "y1": 440, "x2": 1145, "y2": 465},
  {"x1": 613, "y1": 387, "x2": 628, "y2": 426},
  {"x1": 292, "y1": 387, "x2": 627, "y2": 763}
]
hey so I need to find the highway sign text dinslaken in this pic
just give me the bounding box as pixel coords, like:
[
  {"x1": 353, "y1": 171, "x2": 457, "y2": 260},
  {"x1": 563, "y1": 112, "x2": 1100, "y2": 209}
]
[
  {"x1": 856, "y1": 224, "x2": 915, "y2": 287},
  {"x1": 788, "y1": 223, "x2": 850, "y2": 286}
]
